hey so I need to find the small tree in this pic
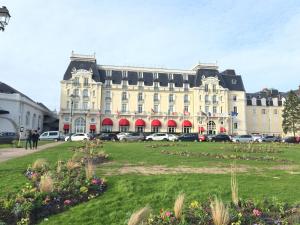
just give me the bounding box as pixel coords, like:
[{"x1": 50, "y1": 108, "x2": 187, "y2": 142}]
[{"x1": 282, "y1": 91, "x2": 300, "y2": 137}]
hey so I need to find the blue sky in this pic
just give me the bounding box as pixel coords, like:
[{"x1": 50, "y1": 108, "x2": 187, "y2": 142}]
[{"x1": 0, "y1": 0, "x2": 300, "y2": 110}]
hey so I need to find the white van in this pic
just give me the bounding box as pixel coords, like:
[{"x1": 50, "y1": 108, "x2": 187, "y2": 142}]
[{"x1": 39, "y1": 131, "x2": 64, "y2": 141}]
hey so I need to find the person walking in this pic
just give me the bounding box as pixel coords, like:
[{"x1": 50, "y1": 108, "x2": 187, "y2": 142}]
[
  {"x1": 25, "y1": 130, "x2": 32, "y2": 150},
  {"x1": 32, "y1": 130, "x2": 40, "y2": 149}
]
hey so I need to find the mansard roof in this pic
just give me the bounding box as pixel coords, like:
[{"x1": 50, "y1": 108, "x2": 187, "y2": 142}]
[
  {"x1": 63, "y1": 58, "x2": 245, "y2": 91},
  {"x1": 246, "y1": 88, "x2": 286, "y2": 106}
]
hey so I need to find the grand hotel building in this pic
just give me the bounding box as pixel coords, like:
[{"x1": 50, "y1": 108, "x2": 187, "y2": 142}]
[{"x1": 59, "y1": 53, "x2": 291, "y2": 136}]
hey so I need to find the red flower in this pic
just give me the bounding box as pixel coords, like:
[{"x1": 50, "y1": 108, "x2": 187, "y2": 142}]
[
  {"x1": 253, "y1": 208, "x2": 262, "y2": 217},
  {"x1": 64, "y1": 199, "x2": 72, "y2": 205}
]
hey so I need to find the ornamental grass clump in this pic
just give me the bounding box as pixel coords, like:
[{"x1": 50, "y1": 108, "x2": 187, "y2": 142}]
[
  {"x1": 85, "y1": 161, "x2": 95, "y2": 179},
  {"x1": 231, "y1": 163, "x2": 239, "y2": 207},
  {"x1": 128, "y1": 206, "x2": 151, "y2": 225},
  {"x1": 39, "y1": 173, "x2": 54, "y2": 193},
  {"x1": 66, "y1": 159, "x2": 81, "y2": 171},
  {"x1": 32, "y1": 158, "x2": 49, "y2": 171},
  {"x1": 210, "y1": 197, "x2": 229, "y2": 225},
  {"x1": 174, "y1": 194, "x2": 185, "y2": 220}
]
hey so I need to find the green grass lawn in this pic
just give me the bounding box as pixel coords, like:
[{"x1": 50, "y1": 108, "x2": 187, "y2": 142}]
[
  {"x1": 1, "y1": 141, "x2": 300, "y2": 225},
  {"x1": 0, "y1": 140, "x2": 55, "y2": 149}
]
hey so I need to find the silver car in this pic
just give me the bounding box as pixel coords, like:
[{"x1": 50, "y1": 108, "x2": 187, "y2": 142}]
[
  {"x1": 232, "y1": 135, "x2": 254, "y2": 143},
  {"x1": 119, "y1": 133, "x2": 144, "y2": 141}
]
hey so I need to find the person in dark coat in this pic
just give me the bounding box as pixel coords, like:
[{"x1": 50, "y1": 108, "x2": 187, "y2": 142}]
[
  {"x1": 32, "y1": 130, "x2": 40, "y2": 149},
  {"x1": 25, "y1": 130, "x2": 32, "y2": 150}
]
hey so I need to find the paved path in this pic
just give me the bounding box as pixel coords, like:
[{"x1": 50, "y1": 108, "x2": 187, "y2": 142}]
[{"x1": 0, "y1": 142, "x2": 64, "y2": 163}]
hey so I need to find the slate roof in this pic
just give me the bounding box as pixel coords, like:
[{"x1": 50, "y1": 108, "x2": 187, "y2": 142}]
[
  {"x1": 246, "y1": 88, "x2": 286, "y2": 106},
  {"x1": 63, "y1": 60, "x2": 246, "y2": 91}
]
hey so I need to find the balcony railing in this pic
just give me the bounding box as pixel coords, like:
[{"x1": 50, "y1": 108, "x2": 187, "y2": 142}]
[{"x1": 104, "y1": 110, "x2": 111, "y2": 114}]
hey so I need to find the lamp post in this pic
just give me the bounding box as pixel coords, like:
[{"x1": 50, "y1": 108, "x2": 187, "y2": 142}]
[
  {"x1": 84, "y1": 109, "x2": 90, "y2": 133},
  {"x1": 0, "y1": 6, "x2": 11, "y2": 31},
  {"x1": 69, "y1": 94, "x2": 76, "y2": 141}
]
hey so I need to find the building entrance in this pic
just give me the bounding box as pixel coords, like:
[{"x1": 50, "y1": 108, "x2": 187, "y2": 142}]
[{"x1": 207, "y1": 121, "x2": 216, "y2": 134}]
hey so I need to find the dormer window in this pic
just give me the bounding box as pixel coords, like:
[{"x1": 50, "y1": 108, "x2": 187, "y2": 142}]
[
  {"x1": 138, "y1": 72, "x2": 143, "y2": 79},
  {"x1": 154, "y1": 72, "x2": 158, "y2": 79},
  {"x1": 73, "y1": 77, "x2": 80, "y2": 86},
  {"x1": 106, "y1": 70, "x2": 112, "y2": 77},
  {"x1": 205, "y1": 84, "x2": 209, "y2": 92},
  {"x1": 232, "y1": 79, "x2": 237, "y2": 85}
]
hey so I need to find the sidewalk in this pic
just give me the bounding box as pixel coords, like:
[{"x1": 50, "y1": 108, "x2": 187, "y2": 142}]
[{"x1": 0, "y1": 142, "x2": 64, "y2": 163}]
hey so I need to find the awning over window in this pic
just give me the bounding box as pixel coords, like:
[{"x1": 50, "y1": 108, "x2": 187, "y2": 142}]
[
  {"x1": 199, "y1": 127, "x2": 205, "y2": 132},
  {"x1": 63, "y1": 124, "x2": 70, "y2": 129},
  {"x1": 167, "y1": 120, "x2": 177, "y2": 127},
  {"x1": 151, "y1": 119, "x2": 161, "y2": 127},
  {"x1": 220, "y1": 127, "x2": 226, "y2": 133},
  {"x1": 182, "y1": 120, "x2": 192, "y2": 127},
  {"x1": 102, "y1": 118, "x2": 113, "y2": 126},
  {"x1": 135, "y1": 119, "x2": 145, "y2": 126},
  {"x1": 90, "y1": 124, "x2": 96, "y2": 130},
  {"x1": 119, "y1": 118, "x2": 130, "y2": 126}
]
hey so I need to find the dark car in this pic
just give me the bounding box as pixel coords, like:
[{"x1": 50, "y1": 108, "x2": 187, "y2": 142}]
[
  {"x1": 178, "y1": 133, "x2": 199, "y2": 142},
  {"x1": 96, "y1": 133, "x2": 118, "y2": 141},
  {"x1": 211, "y1": 134, "x2": 231, "y2": 142},
  {"x1": 282, "y1": 136, "x2": 300, "y2": 144},
  {"x1": 0, "y1": 132, "x2": 17, "y2": 144}
]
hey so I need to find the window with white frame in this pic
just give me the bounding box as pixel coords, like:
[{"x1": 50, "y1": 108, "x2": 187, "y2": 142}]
[
  {"x1": 234, "y1": 122, "x2": 238, "y2": 129},
  {"x1": 213, "y1": 106, "x2": 217, "y2": 114},
  {"x1": 83, "y1": 102, "x2": 88, "y2": 110},
  {"x1": 233, "y1": 106, "x2": 238, "y2": 113},
  {"x1": 205, "y1": 84, "x2": 209, "y2": 92},
  {"x1": 213, "y1": 95, "x2": 217, "y2": 103},
  {"x1": 92, "y1": 102, "x2": 95, "y2": 109},
  {"x1": 74, "y1": 101, "x2": 79, "y2": 109},
  {"x1": 168, "y1": 73, "x2": 173, "y2": 80},
  {"x1": 154, "y1": 82, "x2": 159, "y2": 89},
  {"x1": 105, "y1": 102, "x2": 111, "y2": 113},
  {"x1": 138, "y1": 72, "x2": 143, "y2": 79},
  {"x1": 184, "y1": 94, "x2": 189, "y2": 103},
  {"x1": 106, "y1": 70, "x2": 112, "y2": 77},
  {"x1": 169, "y1": 94, "x2": 174, "y2": 102},
  {"x1": 122, "y1": 71, "x2": 127, "y2": 78},
  {"x1": 184, "y1": 83, "x2": 189, "y2": 89},
  {"x1": 25, "y1": 112, "x2": 30, "y2": 126},
  {"x1": 232, "y1": 79, "x2": 237, "y2": 84},
  {"x1": 154, "y1": 72, "x2": 158, "y2": 79},
  {"x1": 122, "y1": 92, "x2": 127, "y2": 100},
  {"x1": 74, "y1": 89, "x2": 79, "y2": 96},
  {"x1": 205, "y1": 95, "x2": 209, "y2": 103},
  {"x1": 83, "y1": 89, "x2": 89, "y2": 97},
  {"x1": 84, "y1": 78, "x2": 89, "y2": 86},
  {"x1": 205, "y1": 106, "x2": 209, "y2": 114},
  {"x1": 233, "y1": 95, "x2": 237, "y2": 101},
  {"x1": 74, "y1": 77, "x2": 80, "y2": 86},
  {"x1": 138, "y1": 81, "x2": 143, "y2": 87},
  {"x1": 122, "y1": 103, "x2": 127, "y2": 113},
  {"x1": 138, "y1": 104, "x2": 143, "y2": 113},
  {"x1": 138, "y1": 92, "x2": 143, "y2": 101},
  {"x1": 154, "y1": 93, "x2": 159, "y2": 101},
  {"x1": 168, "y1": 105, "x2": 174, "y2": 114},
  {"x1": 154, "y1": 105, "x2": 158, "y2": 113},
  {"x1": 183, "y1": 74, "x2": 188, "y2": 80},
  {"x1": 184, "y1": 106, "x2": 189, "y2": 113},
  {"x1": 212, "y1": 84, "x2": 216, "y2": 92}
]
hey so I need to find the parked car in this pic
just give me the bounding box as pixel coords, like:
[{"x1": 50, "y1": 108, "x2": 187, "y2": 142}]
[
  {"x1": 282, "y1": 136, "x2": 300, "y2": 144},
  {"x1": 199, "y1": 134, "x2": 208, "y2": 142},
  {"x1": 178, "y1": 133, "x2": 199, "y2": 142},
  {"x1": 206, "y1": 134, "x2": 216, "y2": 142},
  {"x1": 119, "y1": 132, "x2": 145, "y2": 141},
  {"x1": 0, "y1": 132, "x2": 17, "y2": 144},
  {"x1": 96, "y1": 133, "x2": 118, "y2": 141},
  {"x1": 116, "y1": 132, "x2": 130, "y2": 140},
  {"x1": 232, "y1": 135, "x2": 254, "y2": 143},
  {"x1": 146, "y1": 133, "x2": 172, "y2": 141},
  {"x1": 39, "y1": 131, "x2": 65, "y2": 141},
  {"x1": 65, "y1": 133, "x2": 90, "y2": 141},
  {"x1": 211, "y1": 134, "x2": 231, "y2": 142},
  {"x1": 252, "y1": 135, "x2": 263, "y2": 142},
  {"x1": 261, "y1": 136, "x2": 281, "y2": 142},
  {"x1": 167, "y1": 134, "x2": 178, "y2": 142}
]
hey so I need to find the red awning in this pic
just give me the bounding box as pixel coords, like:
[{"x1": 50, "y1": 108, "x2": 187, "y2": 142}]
[
  {"x1": 199, "y1": 127, "x2": 205, "y2": 132},
  {"x1": 220, "y1": 127, "x2": 226, "y2": 133},
  {"x1": 151, "y1": 119, "x2": 161, "y2": 127},
  {"x1": 135, "y1": 119, "x2": 146, "y2": 126},
  {"x1": 119, "y1": 118, "x2": 130, "y2": 126},
  {"x1": 102, "y1": 118, "x2": 113, "y2": 126},
  {"x1": 90, "y1": 124, "x2": 96, "y2": 130},
  {"x1": 167, "y1": 120, "x2": 177, "y2": 127},
  {"x1": 182, "y1": 120, "x2": 192, "y2": 127},
  {"x1": 63, "y1": 124, "x2": 70, "y2": 129}
]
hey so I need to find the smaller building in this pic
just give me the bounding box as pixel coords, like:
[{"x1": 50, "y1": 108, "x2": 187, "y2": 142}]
[
  {"x1": 0, "y1": 82, "x2": 57, "y2": 138},
  {"x1": 246, "y1": 88, "x2": 286, "y2": 136}
]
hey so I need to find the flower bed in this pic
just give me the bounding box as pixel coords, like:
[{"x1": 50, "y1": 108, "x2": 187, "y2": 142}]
[
  {"x1": 0, "y1": 141, "x2": 108, "y2": 225},
  {"x1": 136, "y1": 198, "x2": 300, "y2": 225},
  {"x1": 160, "y1": 150, "x2": 292, "y2": 163}
]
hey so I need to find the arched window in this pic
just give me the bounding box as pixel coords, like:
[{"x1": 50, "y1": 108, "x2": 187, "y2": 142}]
[
  {"x1": 205, "y1": 95, "x2": 209, "y2": 103},
  {"x1": 37, "y1": 115, "x2": 42, "y2": 130},
  {"x1": 74, "y1": 117, "x2": 86, "y2": 133},
  {"x1": 25, "y1": 112, "x2": 30, "y2": 126},
  {"x1": 32, "y1": 114, "x2": 36, "y2": 129}
]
